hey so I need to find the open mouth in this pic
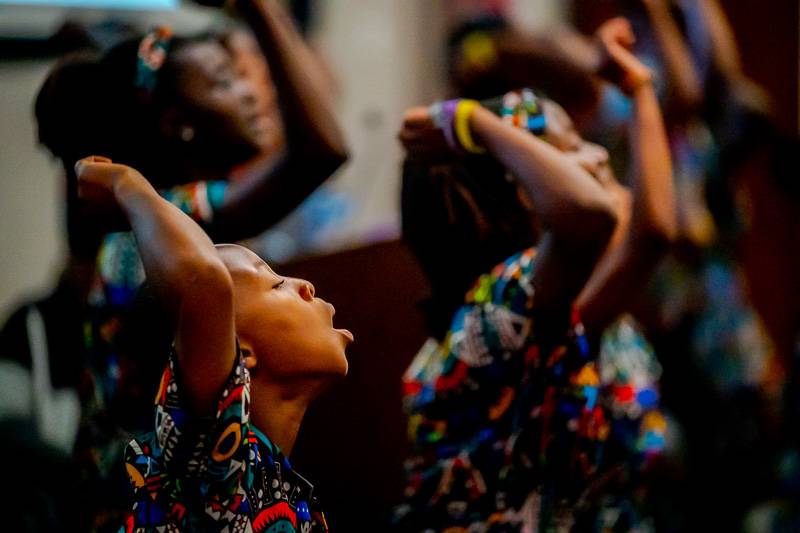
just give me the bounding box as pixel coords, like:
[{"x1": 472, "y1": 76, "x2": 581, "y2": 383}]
[
  {"x1": 335, "y1": 328, "x2": 355, "y2": 343},
  {"x1": 327, "y1": 302, "x2": 354, "y2": 343}
]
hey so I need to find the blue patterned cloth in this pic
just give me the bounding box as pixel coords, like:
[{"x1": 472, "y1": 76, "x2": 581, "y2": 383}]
[
  {"x1": 395, "y1": 248, "x2": 665, "y2": 531},
  {"x1": 122, "y1": 347, "x2": 328, "y2": 532}
]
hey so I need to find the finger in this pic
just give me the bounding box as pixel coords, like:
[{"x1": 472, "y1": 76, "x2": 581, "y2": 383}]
[
  {"x1": 403, "y1": 107, "x2": 432, "y2": 128},
  {"x1": 75, "y1": 155, "x2": 113, "y2": 175},
  {"x1": 618, "y1": 21, "x2": 636, "y2": 47}
]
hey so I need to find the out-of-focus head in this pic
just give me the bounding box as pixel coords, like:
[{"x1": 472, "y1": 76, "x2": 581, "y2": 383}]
[
  {"x1": 35, "y1": 51, "x2": 114, "y2": 256},
  {"x1": 400, "y1": 95, "x2": 613, "y2": 337},
  {"x1": 36, "y1": 28, "x2": 278, "y2": 188},
  {"x1": 113, "y1": 29, "x2": 271, "y2": 176},
  {"x1": 448, "y1": 18, "x2": 601, "y2": 127},
  {"x1": 401, "y1": 155, "x2": 538, "y2": 338},
  {"x1": 222, "y1": 29, "x2": 285, "y2": 157},
  {"x1": 215, "y1": 245, "x2": 351, "y2": 388}
]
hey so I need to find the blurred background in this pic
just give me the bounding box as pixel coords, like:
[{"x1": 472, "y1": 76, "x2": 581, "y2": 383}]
[
  {"x1": 0, "y1": 0, "x2": 570, "y2": 314},
  {"x1": 0, "y1": 0, "x2": 798, "y2": 530}
]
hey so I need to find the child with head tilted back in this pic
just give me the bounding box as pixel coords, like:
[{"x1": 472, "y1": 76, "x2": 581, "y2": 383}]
[
  {"x1": 74, "y1": 156, "x2": 352, "y2": 532},
  {"x1": 395, "y1": 17, "x2": 675, "y2": 532}
]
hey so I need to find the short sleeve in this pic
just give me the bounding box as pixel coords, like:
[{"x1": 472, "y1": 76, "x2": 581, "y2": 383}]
[
  {"x1": 124, "y1": 343, "x2": 251, "y2": 510},
  {"x1": 159, "y1": 180, "x2": 228, "y2": 223}
]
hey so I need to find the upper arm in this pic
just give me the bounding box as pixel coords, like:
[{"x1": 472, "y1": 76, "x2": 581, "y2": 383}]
[
  {"x1": 529, "y1": 232, "x2": 604, "y2": 314},
  {"x1": 576, "y1": 187, "x2": 670, "y2": 335},
  {"x1": 173, "y1": 259, "x2": 237, "y2": 416},
  {"x1": 211, "y1": 151, "x2": 345, "y2": 241}
]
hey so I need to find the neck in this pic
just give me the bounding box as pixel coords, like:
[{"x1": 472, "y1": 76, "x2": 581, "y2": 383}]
[{"x1": 249, "y1": 381, "x2": 319, "y2": 457}]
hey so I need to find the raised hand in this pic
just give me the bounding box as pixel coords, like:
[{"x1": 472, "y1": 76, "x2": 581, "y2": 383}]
[
  {"x1": 398, "y1": 106, "x2": 452, "y2": 162},
  {"x1": 74, "y1": 155, "x2": 154, "y2": 231},
  {"x1": 595, "y1": 17, "x2": 653, "y2": 96}
]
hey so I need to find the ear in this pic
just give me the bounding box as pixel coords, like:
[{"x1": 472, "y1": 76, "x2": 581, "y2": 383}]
[
  {"x1": 239, "y1": 338, "x2": 258, "y2": 370},
  {"x1": 159, "y1": 107, "x2": 194, "y2": 143}
]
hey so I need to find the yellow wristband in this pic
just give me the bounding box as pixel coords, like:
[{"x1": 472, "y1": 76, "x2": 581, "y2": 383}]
[{"x1": 454, "y1": 99, "x2": 486, "y2": 154}]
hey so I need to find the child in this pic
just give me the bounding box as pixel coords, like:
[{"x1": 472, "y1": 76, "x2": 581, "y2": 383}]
[
  {"x1": 395, "y1": 17, "x2": 674, "y2": 531},
  {"x1": 75, "y1": 156, "x2": 352, "y2": 531}
]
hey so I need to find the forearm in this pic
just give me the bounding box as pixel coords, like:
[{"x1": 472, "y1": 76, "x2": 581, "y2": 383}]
[
  {"x1": 518, "y1": 28, "x2": 600, "y2": 78},
  {"x1": 644, "y1": 2, "x2": 703, "y2": 110},
  {"x1": 470, "y1": 106, "x2": 616, "y2": 247},
  {"x1": 578, "y1": 85, "x2": 676, "y2": 332},
  {"x1": 698, "y1": 0, "x2": 743, "y2": 80},
  {"x1": 116, "y1": 176, "x2": 231, "y2": 304},
  {"x1": 210, "y1": 0, "x2": 347, "y2": 239},
  {"x1": 211, "y1": 156, "x2": 330, "y2": 240},
  {"x1": 236, "y1": 0, "x2": 347, "y2": 160},
  {"x1": 628, "y1": 82, "x2": 677, "y2": 248}
]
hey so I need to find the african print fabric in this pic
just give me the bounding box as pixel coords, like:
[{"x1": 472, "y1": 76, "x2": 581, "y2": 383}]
[
  {"x1": 78, "y1": 180, "x2": 229, "y2": 531},
  {"x1": 394, "y1": 248, "x2": 665, "y2": 531},
  {"x1": 123, "y1": 347, "x2": 328, "y2": 532}
]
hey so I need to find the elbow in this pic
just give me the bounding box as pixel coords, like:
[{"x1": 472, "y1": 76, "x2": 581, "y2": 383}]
[
  {"x1": 554, "y1": 198, "x2": 618, "y2": 256},
  {"x1": 174, "y1": 253, "x2": 234, "y2": 300},
  {"x1": 581, "y1": 198, "x2": 619, "y2": 251},
  {"x1": 671, "y1": 84, "x2": 704, "y2": 116},
  {"x1": 292, "y1": 123, "x2": 350, "y2": 176},
  {"x1": 320, "y1": 144, "x2": 349, "y2": 175},
  {"x1": 634, "y1": 219, "x2": 677, "y2": 260},
  {"x1": 294, "y1": 142, "x2": 350, "y2": 180}
]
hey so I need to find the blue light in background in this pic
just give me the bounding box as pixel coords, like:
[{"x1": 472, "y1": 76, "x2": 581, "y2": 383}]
[{"x1": 0, "y1": 0, "x2": 176, "y2": 9}]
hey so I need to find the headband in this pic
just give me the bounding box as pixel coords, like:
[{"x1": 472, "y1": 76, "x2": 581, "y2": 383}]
[
  {"x1": 500, "y1": 88, "x2": 546, "y2": 136},
  {"x1": 136, "y1": 26, "x2": 174, "y2": 98}
]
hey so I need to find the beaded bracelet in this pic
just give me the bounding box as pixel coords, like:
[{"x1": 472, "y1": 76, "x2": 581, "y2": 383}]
[
  {"x1": 454, "y1": 99, "x2": 486, "y2": 154},
  {"x1": 500, "y1": 88, "x2": 547, "y2": 136}
]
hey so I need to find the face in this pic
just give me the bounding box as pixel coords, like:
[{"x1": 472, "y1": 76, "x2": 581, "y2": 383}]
[
  {"x1": 169, "y1": 40, "x2": 276, "y2": 163},
  {"x1": 216, "y1": 245, "x2": 352, "y2": 385},
  {"x1": 223, "y1": 30, "x2": 285, "y2": 157},
  {"x1": 542, "y1": 99, "x2": 614, "y2": 186}
]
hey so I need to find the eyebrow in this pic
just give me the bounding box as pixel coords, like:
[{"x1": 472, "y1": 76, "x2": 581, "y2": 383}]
[{"x1": 255, "y1": 261, "x2": 278, "y2": 277}]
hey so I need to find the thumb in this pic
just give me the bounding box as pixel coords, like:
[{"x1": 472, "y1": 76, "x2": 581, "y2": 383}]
[{"x1": 75, "y1": 155, "x2": 112, "y2": 176}]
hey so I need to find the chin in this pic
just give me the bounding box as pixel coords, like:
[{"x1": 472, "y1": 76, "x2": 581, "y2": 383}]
[
  {"x1": 336, "y1": 356, "x2": 349, "y2": 378},
  {"x1": 326, "y1": 350, "x2": 349, "y2": 379}
]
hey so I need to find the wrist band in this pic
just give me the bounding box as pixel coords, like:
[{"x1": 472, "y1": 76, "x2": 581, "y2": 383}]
[
  {"x1": 428, "y1": 99, "x2": 461, "y2": 153},
  {"x1": 454, "y1": 99, "x2": 486, "y2": 154}
]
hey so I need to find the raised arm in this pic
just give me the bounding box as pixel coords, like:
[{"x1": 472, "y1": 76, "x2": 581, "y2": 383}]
[
  {"x1": 76, "y1": 156, "x2": 236, "y2": 415},
  {"x1": 468, "y1": 106, "x2": 618, "y2": 309},
  {"x1": 640, "y1": 0, "x2": 703, "y2": 115},
  {"x1": 209, "y1": 0, "x2": 348, "y2": 240},
  {"x1": 576, "y1": 19, "x2": 677, "y2": 335}
]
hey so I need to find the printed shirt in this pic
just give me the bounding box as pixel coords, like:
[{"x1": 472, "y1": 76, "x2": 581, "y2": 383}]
[
  {"x1": 396, "y1": 248, "x2": 665, "y2": 531},
  {"x1": 77, "y1": 181, "x2": 228, "y2": 530},
  {"x1": 123, "y1": 347, "x2": 328, "y2": 532}
]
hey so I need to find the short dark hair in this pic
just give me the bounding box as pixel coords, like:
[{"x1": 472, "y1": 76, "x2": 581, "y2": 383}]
[{"x1": 401, "y1": 156, "x2": 539, "y2": 339}]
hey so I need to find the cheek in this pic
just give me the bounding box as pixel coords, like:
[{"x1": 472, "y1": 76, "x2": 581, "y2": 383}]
[{"x1": 246, "y1": 303, "x2": 346, "y2": 378}]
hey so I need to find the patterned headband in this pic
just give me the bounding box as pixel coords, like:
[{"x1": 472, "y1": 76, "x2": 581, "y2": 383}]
[{"x1": 136, "y1": 26, "x2": 174, "y2": 97}]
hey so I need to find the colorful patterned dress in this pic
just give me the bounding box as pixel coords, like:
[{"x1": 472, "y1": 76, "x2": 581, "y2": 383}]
[
  {"x1": 123, "y1": 347, "x2": 328, "y2": 532},
  {"x1": 395, "y1": 248, "x2": 665, "y2": 531}
]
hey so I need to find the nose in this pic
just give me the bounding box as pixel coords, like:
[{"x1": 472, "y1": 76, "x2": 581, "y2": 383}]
[
  {"x1": 297, "y1": 279, "x2": 315, "y2": 301},
  {"x1": 236, "y1": 77, "x2": 258, "y2": 110}
]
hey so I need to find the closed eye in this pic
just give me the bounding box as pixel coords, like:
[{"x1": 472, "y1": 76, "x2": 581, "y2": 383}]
[{"x1": 272, "y1": 279, "x2": 286, "y2": 289}]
